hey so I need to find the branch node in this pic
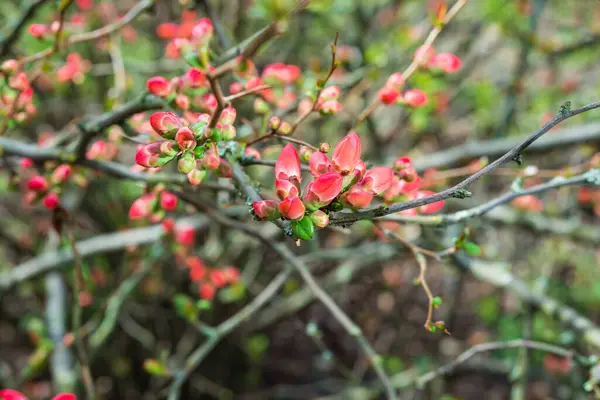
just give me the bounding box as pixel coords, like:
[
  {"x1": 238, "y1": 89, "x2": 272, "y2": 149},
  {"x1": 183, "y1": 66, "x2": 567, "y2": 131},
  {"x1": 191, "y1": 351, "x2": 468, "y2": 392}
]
[{"x1": 452, "y1": 189, "x2": 472, "y2": 199}]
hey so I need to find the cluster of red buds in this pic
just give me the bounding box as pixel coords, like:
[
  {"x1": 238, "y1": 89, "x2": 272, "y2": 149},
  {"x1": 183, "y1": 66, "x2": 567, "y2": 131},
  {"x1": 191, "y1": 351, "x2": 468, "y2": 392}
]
[
  {"x1": 234, "y1": 61, "x2": 302, "y2": 110},
  {"x1": 184, "y1": 257, "x2": 241, "y2": 301},
  {"x1": 134, "y1": 109, "x2": 236, "y2": 185},
  {"x1": 253, "y1": 134, "x2": 399, "y2": 239},
  {"x1": 128, "y1": 189, "x2": 178, "y2": 222},
  {"x1": 0, "y1": 60, "x2": 36, "y2": 123},
  {"x1": 147, "y1": 66, "x2": 216, "y2": 114},
  {"x1": 382, "y1": 157, "x2": 445, "y2": 215},
  {"x1": 56, "y1": 53, "x2": 91, "y2": 84},
  {"x1": 27, "y1": 22, "x2": 61, "y2": 40},
  {"x1": 378, "y1": 45, "x2": 461, "y2": 106},
  {"x1": 157, "y1": 15, "x2": 214, "y2": 61},
  {"x1": 22, "y1": 164, "x2": 72, "y2": 210},
  {"x1": 0, "y1": 389, "x2": 75, "y2": 400}
]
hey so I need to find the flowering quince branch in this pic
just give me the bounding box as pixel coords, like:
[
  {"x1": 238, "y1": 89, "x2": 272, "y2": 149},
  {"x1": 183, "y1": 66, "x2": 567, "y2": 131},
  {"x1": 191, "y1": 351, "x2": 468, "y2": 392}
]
[
  {"x1": 352, "y1": 0, "x2": 467, "y2": 130},
  {"x1": 329, "y1": 100, "x2": 600, "y2": 226}
]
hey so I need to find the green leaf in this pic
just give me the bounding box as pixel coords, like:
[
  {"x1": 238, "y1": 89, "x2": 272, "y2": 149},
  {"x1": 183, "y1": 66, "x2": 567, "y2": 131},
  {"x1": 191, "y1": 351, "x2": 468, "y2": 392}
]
[
  {"x1": 143, "y1": 359, "x2": 169, "y2": 376},
  {"x1": 154, "y1": 154, "x2": 176, "y2": 167},
  {"x1": 291, "y1": 215, "x2": 314, "y2": 240},
  {"x1": 432, "y1": 296, "x2": 443, "y2": 307},
  {"x1": 183, "y1": 51, "x2": 202, "y2": 69},
  {"x1": 173, "y1": 294, "x2": 198, "y2": 322},
  {"x1": 464, "y1": 241, "x2": 481, "y2": 256}
]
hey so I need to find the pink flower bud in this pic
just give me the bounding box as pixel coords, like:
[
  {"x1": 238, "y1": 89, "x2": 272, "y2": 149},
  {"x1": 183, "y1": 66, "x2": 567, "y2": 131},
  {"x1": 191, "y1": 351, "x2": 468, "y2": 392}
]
[
  {"x1": 319, "y1": 85, "x2": 341, "y2": 100},
  {"x1": 229, "y1": 82, "x2": 243, "y2": 94},
  {"x1": 511, "y1": 195, "x2": 544, "y2": 213},
  {"x1": 156, "y1": 22, "x2": 178, "y2": 39},
  {"x1": 43, "y1": 192, "x2": 60, "y2": 209},
  {"x1": 220, "y1": 124, "x2": 236, "y2": 140},
  {"x1": 244, "y1": 147, "x2": 261, "y2": 160},
  {"x1": 203, "y1": 145, "x2": 220, "y2": 170},
  {"x1": 319, "y1": 142, "x2": 330, "y2": 153},
  {"x1": 414, "y1": 44, "x2": 435, "y2": 65},
  {"x1": 27, "y1": 175, "x2": 49, "y2": 192},
  {"x1": 223, "y1": 266, "x2": 240, "y2": 283},
  {"x1": 9, "y1": 72, "x2": 29, "y2": 91},
  {"x1": 135, "y1": 142, "x2": 162, "y2": 167},
  {"x1": 162, "y1": 218, "x2": 175, "y2": 234},
  {"x1": 191, "y1": 18, "x2": 213, "y2": 46},
  {"x1": 309, "y1": 151, "x2": 332, "y2": 177},
  {"x1": 28, "y1": 24, "x2": 50, "y2": 38},
  {"x1": 309, "y1": 172, "x2": 343, "y2": 203},
  {"x1": 219, "y1": 106, "x2": 236, "y2": 125},
  {"x1": 184, "y1": 67, "x2": 207, "y2": 88},
  {"x1": 402, "y1": 89, "x2": 428, "y2": 107},
  {"x1": 414, "y1": 190, "x2": 445, "y2": 214},
  {"x1": 268, "y1": 116, "x2": 281, "y2": 131},
  {"x1": 430, "y1": 53, "x2": 462, "y2": 74},
  {"x1": 51, "y1": 164, "x2": 72, "y2": 184},
  {"x1": 276, "y1": 178, "x2": 299, "y2": 200},
  {"x1": 178, "y1": 152, "x2": 196, "y2": 174},
  {"x1": 20, "y1": 158, "x2": 33, "y2": 168},
  {"x1": 197, "y1": 93, "x2": 217, "y2": 112},
  {"x1": 175, "y1": 223, "x2": 195, "y2": 246},
  {"x1": 160, "y1": 191, "x2": 178, "y2": 211},
  {"x1": 199, "y1": 283, "x2": 216, "y2": 300},
  {"x1": 319, "y1": 100, "x2": 342, "y2": 115},
  {"x1": 279, "y1": 196, "x2": 305, "y2": 220},
  {"x1": 332, "y1": 133, "x2": 362, "y2": 175},
  {"x1": 360, "y1": 167, "x2": 394, "y2": 195},
  {"x1": 278, "y1": 122, "x2": 291, "y2": 135},
  {"x1": 378, "y1": 86, "x2": 400, "y2": 105},
  {"x1": 253, "y1": 199, "x2": 281, "y2": 220},
  {"x1": 159, "y1": 140, "x2": 178, "y2": 157},
  {"x1": 146, "y1": 76, "x2": 171, "y2": 97},
  {"x1": 1, "y1": 59, "x2": 19, "y2": 74},
  {"x1": 0, "y1": 389, "x2": 28, "y2": 400},
  {"x1": 210, "y1": 270, "x2": 227, "y2": 288},
  {"x1": 187, "y1": 168, "x2": 206, "y2": 185},
  {"x1": 393, "y1": 156, "x2": 412, "y2": 171},
  {"x1": 175, "y1": 94, "x2": 190, "y2": 110},
  {"x1": 175, "y1": 127, "x2": 196, "y2": 150},
  {"x1": 310, "y1": 210, "x2": 329, "y2": 228},
  {"x1": 128, "y1": 193, "x2": 156, "y2": 219},
  {"x1": 254, "y1": 98, "x2": 269, "y2": 114},
  {"x1": 150, "y1": 112, "x2": 181, "y2": 138},
  {"x1": 342, "y1": 188, "x2": 374, "y2": 209},
  {"x1": 386, "y1": 72, "x2": 405, "y2": 89},
  {"x1": 275, "y1": 144, "x2": 302, "y2": 182}
]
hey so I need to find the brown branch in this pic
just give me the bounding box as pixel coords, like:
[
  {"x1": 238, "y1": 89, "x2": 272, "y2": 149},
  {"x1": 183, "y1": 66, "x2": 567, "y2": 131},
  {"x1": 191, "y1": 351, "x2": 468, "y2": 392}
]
[{"x1": 223, "y1": 84, "x2": 271, "y2": 103}]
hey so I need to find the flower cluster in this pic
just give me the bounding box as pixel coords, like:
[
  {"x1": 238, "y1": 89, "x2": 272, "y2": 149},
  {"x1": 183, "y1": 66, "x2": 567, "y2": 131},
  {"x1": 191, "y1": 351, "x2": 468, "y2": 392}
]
[
  {"x1": 382, "y1": 156, "x2": 445, "y2": 215},
  {"x1": 0, "y1": 60, "x2": 37, "y2": 123},
  {"x1": 129, "y1": 189, "x2": 178, "y2": 222},
  {"x1": 134, "y1": 109, "x2": 236, "y2": 185},
  {"x1": 156, "y1": 14, "x2": 213, "y2": 60},
  {"x1": 184, "y1": 257, "x2": 241, "y2": 301},
  {"x1": 0, "y1": 389, "x2": 74, "y2": 400},
  {"x1": 378, "y1": 45, "x2": 461, "y2": 107},
  {"x1": 56, "y1": 53, "x2": 91, "y2": 84},
  {"x1": 23, "y1": 164, "x2": 72, "y2": 210},
  {"x1": 253, "y1": 134, "x2": 395, "y2": 239}
]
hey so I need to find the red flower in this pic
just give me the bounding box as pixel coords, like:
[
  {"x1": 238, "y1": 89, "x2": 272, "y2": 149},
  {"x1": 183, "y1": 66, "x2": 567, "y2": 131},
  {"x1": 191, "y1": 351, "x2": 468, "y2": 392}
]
[
  {"x1": 199, "y1": 283, "x2": 216, "y2": 300},
  {"x1": 28, "y1": 24, "x2": 50, "y2": 39},
  {"x1": 175, "y1": 127, "x2": 196, "y2": 150},
  {"x1": 430, "y1": 53, "x2": 462, "y2": 74},
  {"x1": 149, "y1": 112, "x2": 181, "y2": 138},
  {"x1": 135, "y1": 142, "x2": 162, "y2": 168},
  {"x1": 184, "y1": 68, "x2": 207, "y2": 88},
  {"x1": 42, "y1": 192, "x2": 60, "y2": 210},
  {"x1": 51, "y1": 164, "x2": 72, "y2": 184},
  {"x1": 210, "y1": 270, "x2": 227, "y2": 288},
  {"x1": 187, "y1": 257, "x2": 206, "y2": 281},
  {"x1": 360, "y1": 167, "x2": 394, "y2": 194},
  {"x1": 175, "y1": 223, "x2": 195, "y2": 246},
  {"x1": 402, "y1": 89, "x2": 428, "y2": 107},
  {"x1": 252, "y1": 200, "x2": 281, "y2": 220},
  {"x1": 309, "y1": 151, "x2": 332, "y2": 177},
  {"x1": 275, "y1": 179, "x2": 299, "y2": 200},
  {"x1": 308, "y1": 172, "x2": 343, "y2": 203},
  {"x1": 275, "y1": 144, "x2": 302, "y2": 182},
  {"x1": 0, "y1": 390, "x2": 76, "y2": 400},
  {"x1": 156, "y1": 22, "x2": 179, "y2": 39},
  {"x1": 147, "y1": 76, "x2": 171, "y2": 97},
  {"x1": 342, "y1": 188, "x2": 374, "y2": 209},
  {"x1": 378, "y1": 86, "x2": 400, "y2": 105},
  {"x1": 160, "y1": 191, "x2": 178, "y2": 211},
  {"x1": 27, "y1": 175, "x2": 48, "y2": 192},
  {"x1": 20, "y1": 158, "x2": 33, "y2": 168},
  {"x1": 191, "y1": 18, "x2": 213, "y2": 46},
  {"x1": 332, "y1": 133, "x2": 362, "y2": 174},
  {"x1": 279, "y1": 196, "x2": 305, "y2": 220},
  {"x1": 414, "y1": 190, "x2": 445, "y2": 214}
]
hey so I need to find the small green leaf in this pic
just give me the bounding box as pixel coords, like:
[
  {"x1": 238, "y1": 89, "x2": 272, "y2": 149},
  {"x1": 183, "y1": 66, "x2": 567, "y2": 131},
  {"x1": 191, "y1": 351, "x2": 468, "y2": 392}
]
[
  {"x1": 464, "y1": 241, "x2": 481, "y2": 256},
  {"x1": 432, "y1": 296, "x2": 443, "y2": 307},
  {"x1": 143, "y1": 359, "x2": 169, "y2": 376},
  {"x1": 183, "y1": 51, "x2": 202, "y2": 68},
  {"x1": 173, "y1": 294, "x2": 198, "y2": 322},
  {"x1": 291, "y1": 215, "x2": 314, "y2": 240}
]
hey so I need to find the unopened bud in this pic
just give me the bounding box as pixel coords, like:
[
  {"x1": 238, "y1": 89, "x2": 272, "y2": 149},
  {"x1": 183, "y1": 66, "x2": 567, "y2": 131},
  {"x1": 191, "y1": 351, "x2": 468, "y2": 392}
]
[
  {"x1": 319, "y1": 142, "x2": 330, "y2": 153},
  {"x1": 268, "y1": 116, "x2": 281, "y2": 131},
  {"x1": 178, "y1": 152, "x2": 195, "y2": 174},
  {"x1": 278, "y1": 122, "x2": 291, "y2": 135}
]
